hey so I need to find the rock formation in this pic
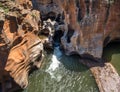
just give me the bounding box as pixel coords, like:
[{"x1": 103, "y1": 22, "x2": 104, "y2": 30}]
[
  {"x1": 33, "y1": 0, "x2": 120, "y2": 92},
  {"x1": 5, "y1": 32, "x2": 43, "y2": 88},
  {"x1": 0, "y1": 0, "x2": 44, "y2": 91},
  {"x1": 79, "y1": 60, "x2": 120, "y2": 92},
  {"x1": 0, "y1": 0, "x2": 120, "y2": 92},
  {"x1": 36, "y1": 0, "x2": 120, "y2": 60}
]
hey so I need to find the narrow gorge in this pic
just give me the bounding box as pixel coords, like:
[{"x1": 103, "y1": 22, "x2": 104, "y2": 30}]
[{"x1": 0, "y1": 0, "x2": 120, "y2": 92}]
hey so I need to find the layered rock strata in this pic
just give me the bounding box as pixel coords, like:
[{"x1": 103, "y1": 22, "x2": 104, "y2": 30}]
[{"x1": 0, "y1": 0, "x2": 44, "y2": 91}]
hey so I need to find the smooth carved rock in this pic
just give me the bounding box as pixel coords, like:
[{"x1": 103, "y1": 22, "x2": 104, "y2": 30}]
[
  {"x1": 60, "y1": 0, "x2": 120, "y2": 59},
  {"x1": 5, "y1": 32, "x2": 43, "y2": 88},
  {"x1": 0, "y1": 0, "x2": 43, "y2": 90},
  {"x1": 36, "y1": 0, "x2": 120, "y2": 59}
]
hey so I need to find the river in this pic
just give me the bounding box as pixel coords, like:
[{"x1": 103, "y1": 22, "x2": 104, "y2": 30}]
[
  {"x1": 22, "y1": 44, "x2": 99, "y2": 92},
  {"x1": 21, "y1": 39, "x2": 120, "y2": 92}
]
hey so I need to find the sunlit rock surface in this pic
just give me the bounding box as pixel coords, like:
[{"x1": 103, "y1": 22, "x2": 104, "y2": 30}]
[
  {"x1": 5, "y1": 32, "x2": 43, "y2": 88},
  {"x1": 0, "y1": 0, "x2": 44, "y2": 91}
]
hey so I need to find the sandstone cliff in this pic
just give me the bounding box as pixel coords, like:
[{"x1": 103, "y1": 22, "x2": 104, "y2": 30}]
[
  {"x1": 36, "y1": 0, "x2": 120, "y2": 60},
  {"x1": 0, "y1": 0, "x2": 44, "y2": 91}
]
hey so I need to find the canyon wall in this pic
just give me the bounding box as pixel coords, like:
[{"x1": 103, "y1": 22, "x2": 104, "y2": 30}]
[
  {"x1": 36, "y1": 0, "x2": 120, "y2": 60},
  {"x1": 0, "y1": 0, "x2": 120, "y2": 91},
  {"x1": 35, "y1": 1, "x2": 120, "y2": 92},
  {"x1": 0, "y1": 0, "x2": 44, "y2": 91}
]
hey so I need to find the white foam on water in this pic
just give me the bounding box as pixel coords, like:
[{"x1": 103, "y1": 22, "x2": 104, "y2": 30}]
[
  {"x1": 49, "y1": 55, "x2": 60, "y2": 71},
  {"x1": 46, "y1": 46, "x2": 62, "y2": 79}
]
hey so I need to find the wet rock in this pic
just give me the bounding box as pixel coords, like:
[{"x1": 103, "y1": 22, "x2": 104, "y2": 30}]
[{"x1": 40, "y1": 18, "x2": 57, "y2": 49}]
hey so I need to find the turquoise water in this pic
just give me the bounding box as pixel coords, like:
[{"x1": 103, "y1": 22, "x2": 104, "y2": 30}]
[{"x1": 22, "y1": 46, "x2": 99, "y2": 92}]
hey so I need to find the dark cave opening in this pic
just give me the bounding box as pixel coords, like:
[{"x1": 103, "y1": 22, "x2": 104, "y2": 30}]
[
  {"x1": 47, "y1": 12, "x2": 56, "y2": 21},
  {"x1": 53, "y1": 30, "x2": 63, "y2": 47},
  {"x1": 41, "y1": 12, "x2": 56, "y2": 21},
  {"x1": 66, "y1": 25, "x2": 75, "y2": 43},
  {"x1": 102, "y1": 39, "x2": 120, "y2": 62}
]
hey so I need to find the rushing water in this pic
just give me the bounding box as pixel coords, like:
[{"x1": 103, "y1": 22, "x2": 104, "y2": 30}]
[
  {"x1": 22, "y1": 45, "x2": 99, "y2": 92},
  {"x1": 103, "y1": 41, "x2": 120, "y2": 75}
]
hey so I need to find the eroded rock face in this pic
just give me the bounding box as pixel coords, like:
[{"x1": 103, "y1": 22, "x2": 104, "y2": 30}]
[
  {"x1": 22, "y1": 10, "x2": 41, "y2": 32},
  {"x1": 2, "y1": 16, "x2": 18, "y2": 46},
  {"x1": 60, "y1": 0, "x2": 120, "y2": 59},
  {"x1": 36, "y1": 0, "x2": 120, "y2": 59},
  {"x1": 15, "y1": 0, "x2": 33, "y2": 9},
  {"x1": 0, "y1": 0, "x2": 120, "y2": 91},
  {"x1": 0, "y1": 0, "x2": 44, "y2": 91},
  {"x1": 5, "y1": 32, "x2": 43, "y2": 88},
  {"x1": 35, "y1": 1, "x2": 120, "y2": 92},
  {"x1": 35, "y1": 0, "x2": 63, "y2": 20}
]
